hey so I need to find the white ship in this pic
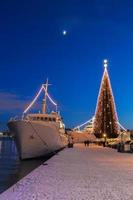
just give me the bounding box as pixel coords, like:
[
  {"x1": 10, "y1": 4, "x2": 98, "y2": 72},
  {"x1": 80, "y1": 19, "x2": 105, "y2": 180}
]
[{"x1": 8, "y1": 80, "x2": 68, "y2": 159}]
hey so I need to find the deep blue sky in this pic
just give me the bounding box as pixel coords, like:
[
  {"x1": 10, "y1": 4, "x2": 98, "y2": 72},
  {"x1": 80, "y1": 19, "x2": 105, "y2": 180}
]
[{"x1": 0, "y1": 0, "x2": 133, "y2": 130}]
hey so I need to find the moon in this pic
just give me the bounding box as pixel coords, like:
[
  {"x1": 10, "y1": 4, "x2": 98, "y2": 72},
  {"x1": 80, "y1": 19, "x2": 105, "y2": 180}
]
[{"x1": 62, "y1": 30, "x2": 67, "y2": 36}]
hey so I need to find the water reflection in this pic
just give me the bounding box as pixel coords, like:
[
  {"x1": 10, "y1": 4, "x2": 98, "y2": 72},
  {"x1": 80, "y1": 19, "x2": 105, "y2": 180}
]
[{"x1": 0, "y1": 137, "x2": 51, "y2": 194}]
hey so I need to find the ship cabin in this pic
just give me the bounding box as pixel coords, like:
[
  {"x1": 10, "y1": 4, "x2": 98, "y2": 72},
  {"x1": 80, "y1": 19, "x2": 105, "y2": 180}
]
[{"x1": 26, "y1": 112, "x2": 60, "y2": 123}]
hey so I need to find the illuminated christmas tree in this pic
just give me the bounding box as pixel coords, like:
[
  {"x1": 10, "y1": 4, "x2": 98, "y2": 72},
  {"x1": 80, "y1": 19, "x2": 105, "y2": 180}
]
[{"x1": 93, "y1": 60, "x2": 119, "y2": 138}]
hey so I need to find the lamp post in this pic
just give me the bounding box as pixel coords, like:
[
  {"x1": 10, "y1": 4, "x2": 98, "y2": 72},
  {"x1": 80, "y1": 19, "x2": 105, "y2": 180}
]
[{"x1": 103, "y1": 133, "x2": 107, "y2": 147}]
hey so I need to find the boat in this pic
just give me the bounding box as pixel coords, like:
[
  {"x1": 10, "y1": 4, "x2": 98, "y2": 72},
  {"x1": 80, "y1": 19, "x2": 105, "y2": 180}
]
[
  {"x1": 7, "y1": 80, "x2": 68, "y2": 159},
  {"x1": 70, "y1": 117, "x2": 96, "y2": 143}
]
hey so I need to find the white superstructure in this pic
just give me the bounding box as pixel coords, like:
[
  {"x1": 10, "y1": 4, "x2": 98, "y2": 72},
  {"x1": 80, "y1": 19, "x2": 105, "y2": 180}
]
[{"x1": 8, "y1": 80, "x2": 68, "y2": 159}]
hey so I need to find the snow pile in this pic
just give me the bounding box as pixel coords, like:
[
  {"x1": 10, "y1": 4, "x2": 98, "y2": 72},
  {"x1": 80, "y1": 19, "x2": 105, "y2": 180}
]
[{"x1": 1, "y1": 144, "x2": 133, "y2": 200}]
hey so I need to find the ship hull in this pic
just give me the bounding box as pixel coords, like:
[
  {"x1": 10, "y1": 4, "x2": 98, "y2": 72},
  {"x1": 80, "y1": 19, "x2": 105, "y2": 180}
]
[{"x1": 8, "y1": 120, "x2": 68, "y2": 159}]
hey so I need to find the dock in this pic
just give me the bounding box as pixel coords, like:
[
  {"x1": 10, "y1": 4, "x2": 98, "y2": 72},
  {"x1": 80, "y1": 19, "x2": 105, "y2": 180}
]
[{"x1": 1, "y1": 144, "x2": 133, "y2": 200}]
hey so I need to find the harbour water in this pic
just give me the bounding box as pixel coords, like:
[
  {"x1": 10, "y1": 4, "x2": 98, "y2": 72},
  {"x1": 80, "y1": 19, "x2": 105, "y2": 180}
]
[{"x1": 0, "y1": 137, "x2": 53, "y2": 194}]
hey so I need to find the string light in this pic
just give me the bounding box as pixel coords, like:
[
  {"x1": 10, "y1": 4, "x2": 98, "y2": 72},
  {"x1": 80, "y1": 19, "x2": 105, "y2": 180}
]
[
  {"x1": 74, "y1": 117, "x2": 127, "y2": 132},
  {"x1": 23, "y1": 85, "x2": 43, "y2": 114},
  {"x1": 117, "y1": 121, "x2": 127, "y2": 131},
  {"x1": 42, "y1": 85, "x2": 57, "y2": 106},
  {"x1": 94, "y1": 60, "x2": 119, "y2": 131},
  {"x1": 23, "y1": 83, "x2": 57, "y2": 114},
  {"x1": 74, "y1": 117, "x2": 94, "y2": 130},
  {"x1": 73, "y1": 60, "x2": 127, "y2": 133}
]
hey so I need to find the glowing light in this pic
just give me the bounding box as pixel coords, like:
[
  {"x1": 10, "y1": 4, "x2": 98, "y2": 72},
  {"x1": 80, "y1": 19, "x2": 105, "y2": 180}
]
[
  {"x1": 62, "y1": 30, "x2": 67, "y2": 35},
  {"x1": 103, "y1": 133, "x2": 107, "y2": 138},
  {"x1": 94, "y1": 59, "x2": 120, "y2": 136},
  {"x1": 103, "y1": 59, "x2": 108, "y2": 68},
  {"x1": 23, "y1": 86, "x2": 43, "y2": 114},
  {"x1": 23, "y1": 83, "x2": 57, "y2": 114},
  {"x1": 117, "y1": 121, "x2": 127, "y2": 131},
  {"x1": 104, "y1": 63, "x2": 108, "y2": 68},
  {"x1": 74, "y1": 117, "x2": 94, "y2": 130},
  {"x1": 94, "y1": 59, "x2": 118, "y2": 121},
  {"x1": 42, "y1": 85, "x2": 57, "y2": 106},
  {"x1": 104, "y1": 59, "x2": 108, "y2": 64}
]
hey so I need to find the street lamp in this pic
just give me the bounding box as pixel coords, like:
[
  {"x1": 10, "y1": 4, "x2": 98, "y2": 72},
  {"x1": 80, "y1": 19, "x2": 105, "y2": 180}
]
[{"x1": 103, "y1": 133, "x2": 107, "y2": 147}]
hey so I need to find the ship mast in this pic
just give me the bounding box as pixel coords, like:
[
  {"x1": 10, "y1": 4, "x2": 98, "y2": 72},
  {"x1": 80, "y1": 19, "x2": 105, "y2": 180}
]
[
  {"x1": 42, "y1": 79, "x2": 49, "y2": 114},
  {"x1": 23, "y1": 79, "x2": 57, "y2": 115}
]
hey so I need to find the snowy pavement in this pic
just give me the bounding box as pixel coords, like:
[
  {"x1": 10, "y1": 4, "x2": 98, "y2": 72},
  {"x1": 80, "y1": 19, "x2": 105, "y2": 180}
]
[{"x1": 1, "y1": 143, "x2": 133, "y2": 200}]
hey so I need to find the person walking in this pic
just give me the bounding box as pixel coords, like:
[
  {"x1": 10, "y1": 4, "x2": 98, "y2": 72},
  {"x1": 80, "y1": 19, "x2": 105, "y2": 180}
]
[
  {"x1": 87, "y1": 140, "x2": 90, "y2": 147},
  {"x1": 84, "y1": 141, "x2": 87, "y2": 146}
]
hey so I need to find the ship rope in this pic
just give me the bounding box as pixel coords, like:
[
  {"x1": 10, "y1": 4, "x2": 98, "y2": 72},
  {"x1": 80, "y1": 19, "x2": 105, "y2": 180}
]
[
  {"x1": 28, "y1": 120, "x2": 49, "y2": 147},
  {"x1": 28, "y1": 121, "x2": 57, "y2": 154}
]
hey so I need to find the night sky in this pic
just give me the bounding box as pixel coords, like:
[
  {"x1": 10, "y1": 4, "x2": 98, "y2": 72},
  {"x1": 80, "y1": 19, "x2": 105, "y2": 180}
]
[{"x1": 0, "y1": 0, "x2": 133, "y2": 130}]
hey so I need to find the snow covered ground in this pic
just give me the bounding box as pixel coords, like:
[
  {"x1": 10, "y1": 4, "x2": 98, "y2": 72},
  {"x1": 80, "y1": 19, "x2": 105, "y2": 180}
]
[{"x1": 1, "y1": 143, "x2": 133, "y2": 200}]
